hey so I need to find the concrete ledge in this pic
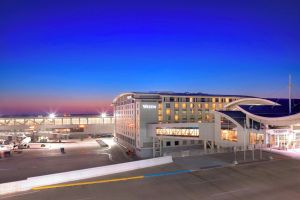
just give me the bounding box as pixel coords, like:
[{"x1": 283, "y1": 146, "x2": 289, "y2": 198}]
[{"x1": 0, "y1": 156, "x2": 173, "y2": 196}]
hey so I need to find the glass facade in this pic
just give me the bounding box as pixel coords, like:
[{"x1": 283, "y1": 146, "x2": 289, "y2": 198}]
[
  {"x1": 156, "y1": 127, "x2": 199, "y2": 137},
  {"x1": 221, "y1": 130, "x2": 237, "y2": 142}
]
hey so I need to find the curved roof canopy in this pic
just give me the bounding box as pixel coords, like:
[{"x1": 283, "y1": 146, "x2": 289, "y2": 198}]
[
  {"x1": 235, "y1": 99, "x2": 300, "y2": 126},
  {"x1": 224, "y1": 98, "x2": 279, "y2": 110}
]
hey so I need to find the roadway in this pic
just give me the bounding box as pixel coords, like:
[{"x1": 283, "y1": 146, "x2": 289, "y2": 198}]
[
  {"x1": 2, "y1": 155, "x2": 300, "y2": 200},
  {"x1": 0, "y1": 138, "x2": 133, "y2": 183}
]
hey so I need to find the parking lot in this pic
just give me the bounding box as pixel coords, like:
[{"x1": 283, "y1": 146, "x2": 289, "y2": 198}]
[{"x1": 0, "y1": 138, "x2": 134, "y2": 183}]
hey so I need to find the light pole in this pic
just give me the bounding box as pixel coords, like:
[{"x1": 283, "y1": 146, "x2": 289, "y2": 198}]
[{"x1": 244, "y1": 119, "x2": 246, "y2": 161}]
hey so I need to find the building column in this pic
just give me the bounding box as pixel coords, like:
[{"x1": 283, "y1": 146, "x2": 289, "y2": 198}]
[
  {"x1": 204, "y1": 140, "x2": 207, "y2": 154},
  {"x1": 211, "y1": 141, "x2": 215, "y2": 150},
  {"x1": 152, "y1": 137, "x2": 155, "y2": 158},
  {"x1": 160, "y1": 139, "x2": 163, "y2": 157}
]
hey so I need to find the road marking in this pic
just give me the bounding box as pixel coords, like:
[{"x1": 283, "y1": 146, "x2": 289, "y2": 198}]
[
  {"x1": 144, "y1": 170, "x2": 192, "y2": 178},
  {"x1": 32, "y1": 176, "x2": 144, "y2": 191},
  {"x1": 32, "y1": 169, "x2": 193, "y2": 191}
]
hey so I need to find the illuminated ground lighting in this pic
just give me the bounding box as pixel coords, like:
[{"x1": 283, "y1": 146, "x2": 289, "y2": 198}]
[{"x1": 48, "y1": 113, "x2": 56, "y2": 119}]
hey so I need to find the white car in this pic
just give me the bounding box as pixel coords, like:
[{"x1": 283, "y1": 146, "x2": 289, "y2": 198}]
[{"x1": 0, "y1": 145, "x2": 12, "y2": 157}]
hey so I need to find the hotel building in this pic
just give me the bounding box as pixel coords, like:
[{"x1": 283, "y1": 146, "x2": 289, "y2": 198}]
[
  {"x1": 113, "y1": 92, "x2": 300, "y2": 158},
  {"x1": 113, "y1": 92, "x2": 249, "y2": 158}
]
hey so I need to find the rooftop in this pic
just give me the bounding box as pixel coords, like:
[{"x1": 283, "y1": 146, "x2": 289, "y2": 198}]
[{"x1": 132, "y1": 91, "x2": 253, "y2": 98}]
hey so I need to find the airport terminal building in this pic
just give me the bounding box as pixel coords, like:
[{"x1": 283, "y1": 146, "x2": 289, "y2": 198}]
[
  {"x1": 0, "y1": 114, "x2": 114, "y2": 142},
  {"x1": 113, "y1": 92, "x2": 300, "y2": 158}
]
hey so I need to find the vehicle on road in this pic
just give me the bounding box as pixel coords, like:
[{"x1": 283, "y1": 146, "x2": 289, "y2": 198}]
[
  {"x1": 0, "y1": 144, "x2": 13, "y2": 158},
  {"x1": 17, "y1": 136, "x2": 31, "y2": 149}
]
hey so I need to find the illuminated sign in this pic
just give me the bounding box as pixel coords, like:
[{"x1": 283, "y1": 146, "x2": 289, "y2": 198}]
[{"x1": 142, "y1": 105, "x2": 157, "y2": 109}]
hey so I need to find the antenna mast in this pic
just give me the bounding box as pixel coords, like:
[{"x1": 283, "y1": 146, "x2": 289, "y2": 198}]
[{"x1": 289, "y1": 74, "x2": 292, "y2": 114}]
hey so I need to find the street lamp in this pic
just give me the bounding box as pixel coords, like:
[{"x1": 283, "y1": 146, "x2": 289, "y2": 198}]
[
  {"x1": 49, "y1": 113, "x2": 56, "y2": 119},
  {"x1": 101, "y1": 112, "x2": 107, "y2": 118}
]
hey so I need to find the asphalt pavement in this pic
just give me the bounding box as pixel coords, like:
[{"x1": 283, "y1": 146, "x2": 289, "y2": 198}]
[
  {"x1": 2, "y1": 157, "x2": 300, "y2": 200},
  {"x1": 0, "y1": 138, "x2": 133, "y2": 183}
]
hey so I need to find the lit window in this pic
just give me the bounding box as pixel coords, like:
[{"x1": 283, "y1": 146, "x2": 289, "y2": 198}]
[
  {"x1": 158, "y1": 116, "x2": 163, "y2": 121},
  {"x1": 166, "y1": 109, "x2": 171, "y2": 115},
  {"x1": 190, "y1": 97, "x2": 193, "y2": 102},
  {"x1": 156, "y1": 127, "x2": 199, "y2": 137},
  {"x1": 226, "y1": 98, "x2": 230, "y2": 103},
  {"x1": 221, "y1": 130, "x2": 237, "y2": 142},
  {"x1": 205, "y1": 103, "x2": 209, "y2": 110},
  {"x1": 175, "y1": 115, "x2": 179, "y2": 121},
  {"x1": 190, "y1": 103, "x2": 194, "y2": 109},
  {"x1": 219, "y1": 103, "x2": 223, "y2": 109},
  {"x1": 205, "y1": 114, "x2": 210, "y2": 121},
  {"x1": 158, "y1": 103, "x2": 162, "y2": 109},
  {"x1": 212, "y1": 103, "x2": 216, "y2": 110},
  {"x1": 175, "y1": 103, "x2": 179, "y2": 109},
  {"x1": 182, "y1": 103, "x2": 187, "y2": 109}
]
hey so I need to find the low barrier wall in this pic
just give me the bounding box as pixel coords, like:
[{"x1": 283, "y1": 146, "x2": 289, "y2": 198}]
[{"x1": 0, "y1": 156, "x2": 173, "y2": 196}]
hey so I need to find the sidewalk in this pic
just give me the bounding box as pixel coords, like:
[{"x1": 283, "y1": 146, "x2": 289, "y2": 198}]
[{"x1": 264, "y1": 148, "x2": 300, "y2": 160}]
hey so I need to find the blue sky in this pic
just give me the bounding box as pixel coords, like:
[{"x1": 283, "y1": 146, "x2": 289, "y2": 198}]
[{"x1": 1, "y1": 0, "x2": 300, "y2": 114}]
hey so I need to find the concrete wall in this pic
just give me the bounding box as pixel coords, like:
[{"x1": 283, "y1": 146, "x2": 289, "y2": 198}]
[
  {"x1": 199, "y1": 122, "x2": 215, "y2": 141},
  {"x1": 139, "y1": 102, "x2": 159, "y2": 147}
]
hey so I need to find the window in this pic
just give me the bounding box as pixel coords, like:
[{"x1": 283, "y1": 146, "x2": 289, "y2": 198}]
[
  {"x1": 158, "y1": 103, "x2": 162, "y2": 109},
  {"x1": 182, "y1": 141, "x2": 187, "y2": 145},
  {"x1": 156, "y1": 127, "x2": 199, "y2": 137},
  {"x1": 166, "y1": 141, "x2": 171, "y2": 146},
  {"x1": 219, "y1": 103, "x2": 223, "y2": 109},
  {"x1": 204, "y1": 103, "x2": 209, "y2": 110},
  {"x1": 175, "y1": 141, "x2": 179, "y2": 146},
  {"x1": 250, "y1": 133, "x2": 264, "y2": 144},
  {"x1": 212, "y1": 103, "x2": 216, "y2": 110},
  {"x1": 175, "y1": 103, "x2": 179, "y2": 109},
  {"x1": 182, "y1": 103, "x2": 187, "y2": 109},
  {"x1": 166, "y1": 103, "x2": 171, "y2": 108},
  {"x1": 221, "y1": 130, "x2": 237, "y2": 142},
  {"x1": 175, "y1": 115, "x2": 179, "y2": 121},
  {"x1": 166, "y1": 109, "x2": 171, "y2": 115},
  {"x1": 158, "y1": 116, "x2": 163, "y2": 121}
]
